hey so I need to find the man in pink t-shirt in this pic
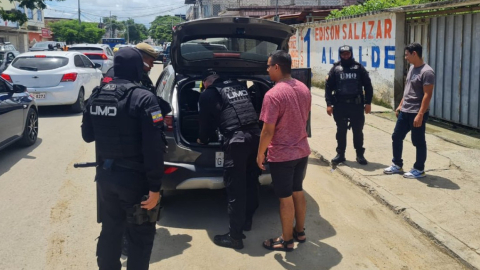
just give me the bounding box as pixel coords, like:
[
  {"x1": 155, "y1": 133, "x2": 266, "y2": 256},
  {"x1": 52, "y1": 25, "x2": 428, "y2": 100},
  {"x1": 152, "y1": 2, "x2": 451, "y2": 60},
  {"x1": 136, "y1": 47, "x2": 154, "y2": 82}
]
[{"x1": 257, "y1": 50, "x2": 311, "y2": 252}]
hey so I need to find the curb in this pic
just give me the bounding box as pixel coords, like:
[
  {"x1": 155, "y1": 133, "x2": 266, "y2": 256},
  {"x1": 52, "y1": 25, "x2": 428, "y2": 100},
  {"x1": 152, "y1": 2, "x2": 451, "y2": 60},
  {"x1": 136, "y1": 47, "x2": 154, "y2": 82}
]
[{"x1": 310, "y1": 149, "x2": 479, "y2": 270}]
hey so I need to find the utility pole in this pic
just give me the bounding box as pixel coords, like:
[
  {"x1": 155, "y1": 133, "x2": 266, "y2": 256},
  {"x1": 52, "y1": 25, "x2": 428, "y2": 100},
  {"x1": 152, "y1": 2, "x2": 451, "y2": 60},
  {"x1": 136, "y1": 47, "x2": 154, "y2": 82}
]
[
  {"x1": 78, "y1": 0, "x2": 81, "y2": 25},
  {"x1": 110, "y1": 11, "x2": 113, "y2": 38},
  {"x1": 275, "y1": 0, "x2": 279, "y2": 22}
]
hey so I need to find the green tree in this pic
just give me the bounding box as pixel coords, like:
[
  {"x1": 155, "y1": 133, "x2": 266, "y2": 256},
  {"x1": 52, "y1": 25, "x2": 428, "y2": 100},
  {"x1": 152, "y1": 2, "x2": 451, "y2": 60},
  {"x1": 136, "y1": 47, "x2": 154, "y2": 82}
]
[
  {"x1": 102, "y1": 16, "x2": 124, "y2": 38},
  {"x1": 50, "y1": 20, "x2": 105, "y2": 44},
  {"x1": 0, "y1": 0, "x2": 64, "y2": 25},
  {"x1": 122, "y1": 19, "x2": 148, "y2": 43},
  {"x1": 327, "y1": 0, "x2": 445, "y2": 19},
  {"x1": 148, "y1": 15, "x2": 184, "y2": 43}
]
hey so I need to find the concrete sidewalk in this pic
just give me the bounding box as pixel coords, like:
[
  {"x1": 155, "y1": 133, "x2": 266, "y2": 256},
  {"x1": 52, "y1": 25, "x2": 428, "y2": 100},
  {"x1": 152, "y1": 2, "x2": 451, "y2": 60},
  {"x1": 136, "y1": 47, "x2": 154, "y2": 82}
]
[{"x1": 308, "y1": 87, "x2": 480, "y2": 269}]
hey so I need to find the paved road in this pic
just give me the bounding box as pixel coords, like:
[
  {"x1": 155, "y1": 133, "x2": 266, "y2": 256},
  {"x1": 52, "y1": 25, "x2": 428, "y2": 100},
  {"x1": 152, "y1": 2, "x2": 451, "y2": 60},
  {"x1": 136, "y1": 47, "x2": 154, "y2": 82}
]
[{"x1": 0, "y1": 63, "x2": 464, "y2": 269}]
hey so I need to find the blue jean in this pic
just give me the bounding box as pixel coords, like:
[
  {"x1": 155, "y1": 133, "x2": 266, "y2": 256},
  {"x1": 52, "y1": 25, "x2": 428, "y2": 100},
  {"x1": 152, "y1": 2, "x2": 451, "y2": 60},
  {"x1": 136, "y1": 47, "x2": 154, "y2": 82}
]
[{"x1": 392, "y1": 111, "x2": 429, "y2": 171}]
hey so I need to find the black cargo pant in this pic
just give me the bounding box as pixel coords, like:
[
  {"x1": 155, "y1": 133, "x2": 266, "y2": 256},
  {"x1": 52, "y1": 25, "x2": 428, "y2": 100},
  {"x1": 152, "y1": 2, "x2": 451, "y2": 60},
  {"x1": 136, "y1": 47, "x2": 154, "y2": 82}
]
[
  {"x1": 333, "y1": 102, "x2": 365, "y2": 155},
  {"x1": 223, "y1": 129, "x2": 261, "y2": 240},
  {"x1": 96, "y1": 178, "x2": 156, "y2": 270}
]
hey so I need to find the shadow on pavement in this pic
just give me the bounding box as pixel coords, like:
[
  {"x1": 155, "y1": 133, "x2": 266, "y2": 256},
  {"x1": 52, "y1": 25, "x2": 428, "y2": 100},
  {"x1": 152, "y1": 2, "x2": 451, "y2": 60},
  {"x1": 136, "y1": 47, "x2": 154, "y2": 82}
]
[
  {"x1": 417, "y1": 174, "x2": 460, "y2": 190},
  {"x1": 157, "y1": 184, "x2": 342, "y2": 268},
  {"x1": 150, "y1": 227, "x2": 193, "y2": 263},
  {"x1": 0, "y1": 138, "x2": 42, "y2": 178},
  {"x1": 347, "y1": 160, "x2": 389, "y2": 172},
  {"x1": 38, "y1": 106, "x2": 81, "y2": 118}
]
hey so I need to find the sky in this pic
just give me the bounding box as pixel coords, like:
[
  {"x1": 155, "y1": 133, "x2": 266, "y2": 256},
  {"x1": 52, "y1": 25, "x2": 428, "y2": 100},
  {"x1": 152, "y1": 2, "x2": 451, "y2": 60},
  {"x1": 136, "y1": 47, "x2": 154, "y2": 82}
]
[{"x1": 44, "y1": 0, "x2": 189, "y2": 27}]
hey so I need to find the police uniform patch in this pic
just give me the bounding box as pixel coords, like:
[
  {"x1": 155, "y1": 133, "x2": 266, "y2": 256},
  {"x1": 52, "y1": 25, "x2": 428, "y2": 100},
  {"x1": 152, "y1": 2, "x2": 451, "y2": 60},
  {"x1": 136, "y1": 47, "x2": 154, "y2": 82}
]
[{"x1": 151, "y1": 110, "x2": 163, "y2": 123}]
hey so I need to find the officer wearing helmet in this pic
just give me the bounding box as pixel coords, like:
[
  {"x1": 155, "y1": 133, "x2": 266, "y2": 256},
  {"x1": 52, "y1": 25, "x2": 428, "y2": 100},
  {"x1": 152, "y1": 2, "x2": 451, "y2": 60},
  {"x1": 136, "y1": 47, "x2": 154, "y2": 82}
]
[
  {"x1": 82, "y1": 47, "x2": 166, "y2": 270},
  {"x1": 325, "y1": 45, "x2": 373, "y2": 165},
  {"x1": 101, "y1": 43, "x2": 158, "y2": 94},
  {"x1": 197, "y1": 69, "x2": 261, "y2": 250}
]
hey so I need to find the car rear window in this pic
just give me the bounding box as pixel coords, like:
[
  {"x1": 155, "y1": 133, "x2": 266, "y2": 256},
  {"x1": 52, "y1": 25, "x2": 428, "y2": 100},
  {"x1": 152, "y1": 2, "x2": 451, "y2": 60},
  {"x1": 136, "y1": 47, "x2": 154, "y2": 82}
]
[
  {"x1": 181, "y1": 38, "x2": 278, "y2": 62},
  {"x1": 32, "y1": 43, "x2": 52, "y2": 48},
  {"x1": 12, "y1": 56, "x2": 69, "y2": 71}
]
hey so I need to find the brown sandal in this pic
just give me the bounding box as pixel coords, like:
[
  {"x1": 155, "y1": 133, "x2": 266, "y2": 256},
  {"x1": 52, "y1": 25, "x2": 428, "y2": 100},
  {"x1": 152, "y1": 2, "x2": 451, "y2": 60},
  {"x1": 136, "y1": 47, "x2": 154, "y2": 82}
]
[
  {"x1": 263, "y1": 237, "x2": 294, "y2": 252},
  {"x1": 293, "y1": 228, "x2": 306, "y2": 243}
]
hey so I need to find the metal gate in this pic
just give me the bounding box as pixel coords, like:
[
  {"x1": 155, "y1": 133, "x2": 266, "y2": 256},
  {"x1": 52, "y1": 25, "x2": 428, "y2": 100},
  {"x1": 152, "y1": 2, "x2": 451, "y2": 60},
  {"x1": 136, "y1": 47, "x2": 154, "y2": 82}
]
[{"x1": 409, "y1": 13, "x2": 480, "y2": 129}]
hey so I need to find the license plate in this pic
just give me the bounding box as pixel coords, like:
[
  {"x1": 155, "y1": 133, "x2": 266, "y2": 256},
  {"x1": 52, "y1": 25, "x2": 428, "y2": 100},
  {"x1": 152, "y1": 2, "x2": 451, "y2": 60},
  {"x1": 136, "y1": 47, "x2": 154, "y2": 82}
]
[
  {"x1": 215, "y1": 152, "x2": 224, "y2": 168},
  {"x1": 33, "y1": 93, "x2": 46, "y2": 99}
]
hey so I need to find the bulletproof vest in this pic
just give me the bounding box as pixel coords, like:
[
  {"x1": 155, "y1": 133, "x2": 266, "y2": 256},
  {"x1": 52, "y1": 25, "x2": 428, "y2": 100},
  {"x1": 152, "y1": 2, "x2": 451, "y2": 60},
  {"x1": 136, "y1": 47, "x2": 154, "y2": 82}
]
[
  {"x1": 213, "y1": 79, "x2": 258, "y2": 133},
  {"x1": 333, "y1": 61, "x2": 363, "y2": 98},
  {"x1": 88, "y1": 82, "x2": 144, "y2": 160}
]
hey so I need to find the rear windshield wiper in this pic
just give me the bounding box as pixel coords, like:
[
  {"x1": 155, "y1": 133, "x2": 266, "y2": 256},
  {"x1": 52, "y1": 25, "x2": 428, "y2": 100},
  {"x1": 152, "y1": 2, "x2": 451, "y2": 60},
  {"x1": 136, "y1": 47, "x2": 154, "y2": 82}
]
[{"x1": 19, "y1": 66, "x2": 38, "y2": 71}]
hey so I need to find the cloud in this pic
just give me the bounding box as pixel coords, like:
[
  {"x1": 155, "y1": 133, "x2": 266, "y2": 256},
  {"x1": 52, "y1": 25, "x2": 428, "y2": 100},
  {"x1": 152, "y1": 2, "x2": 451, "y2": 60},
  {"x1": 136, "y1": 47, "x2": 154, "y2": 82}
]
[{"x1": 45, "y1": 0, "x2": 188, "y2": 26}]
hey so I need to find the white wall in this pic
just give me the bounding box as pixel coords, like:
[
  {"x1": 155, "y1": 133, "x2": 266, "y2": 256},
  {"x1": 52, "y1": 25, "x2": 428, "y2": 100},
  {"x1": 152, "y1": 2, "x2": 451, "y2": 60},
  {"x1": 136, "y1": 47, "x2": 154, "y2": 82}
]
[{"x1": 291, "y1": 12, "x2": 403, "y2": 106}]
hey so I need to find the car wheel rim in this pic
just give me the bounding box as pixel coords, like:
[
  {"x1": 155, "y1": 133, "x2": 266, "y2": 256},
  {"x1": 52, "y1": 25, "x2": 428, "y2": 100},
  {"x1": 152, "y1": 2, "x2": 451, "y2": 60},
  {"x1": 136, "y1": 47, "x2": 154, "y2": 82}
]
[{"x1": 28, "y1": 112, "x2": 38, "y2": 141}]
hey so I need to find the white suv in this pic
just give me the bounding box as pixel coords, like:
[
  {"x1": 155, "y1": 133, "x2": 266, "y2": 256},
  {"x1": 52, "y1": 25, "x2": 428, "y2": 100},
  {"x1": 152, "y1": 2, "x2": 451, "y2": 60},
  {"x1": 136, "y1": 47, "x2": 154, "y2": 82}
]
[{"x1": 68, "y1": 44, "x2": 114, "y2": 75}]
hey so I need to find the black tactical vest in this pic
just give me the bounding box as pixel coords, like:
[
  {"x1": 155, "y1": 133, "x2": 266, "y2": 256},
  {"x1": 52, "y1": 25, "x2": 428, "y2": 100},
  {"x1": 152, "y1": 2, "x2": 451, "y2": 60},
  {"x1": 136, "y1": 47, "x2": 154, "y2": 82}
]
[
  {"x1": 213, "y1": 79, "x2": 258, "y2": 133},
  {"x1": 333, "y1": 62, "x2": 363, "y2": 98},
  {"x1": 88, "y1": 82, "x2": 144, "y2": 160}
]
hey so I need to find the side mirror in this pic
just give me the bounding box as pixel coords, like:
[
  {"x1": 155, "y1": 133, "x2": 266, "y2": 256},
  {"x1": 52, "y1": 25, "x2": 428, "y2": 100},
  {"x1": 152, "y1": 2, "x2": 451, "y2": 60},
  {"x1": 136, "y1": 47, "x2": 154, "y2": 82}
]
[
  {"x1": 13, "y1": 84, "x2": 27, "y2": 93},
  {"x1": 94, "y1": 63, "x2": 102, "y2": 69}
]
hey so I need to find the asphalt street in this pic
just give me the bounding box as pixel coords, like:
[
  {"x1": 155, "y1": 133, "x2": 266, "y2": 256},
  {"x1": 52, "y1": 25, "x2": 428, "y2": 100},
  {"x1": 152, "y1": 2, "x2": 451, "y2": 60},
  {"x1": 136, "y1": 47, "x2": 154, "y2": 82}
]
[{"x1": 0, "y1": 63, "x2": 465, "y2": 270}]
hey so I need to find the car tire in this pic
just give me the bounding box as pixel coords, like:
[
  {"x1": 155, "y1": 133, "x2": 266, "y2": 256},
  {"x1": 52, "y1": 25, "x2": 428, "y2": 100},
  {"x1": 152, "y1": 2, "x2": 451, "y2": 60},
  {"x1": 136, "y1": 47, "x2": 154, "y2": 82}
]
[
  {"x1": 18, "y1": 108, "x2": 38, "y2": 147},
  {"x1": 71, "y1": 88, "x2": 85, "y2": 113}
]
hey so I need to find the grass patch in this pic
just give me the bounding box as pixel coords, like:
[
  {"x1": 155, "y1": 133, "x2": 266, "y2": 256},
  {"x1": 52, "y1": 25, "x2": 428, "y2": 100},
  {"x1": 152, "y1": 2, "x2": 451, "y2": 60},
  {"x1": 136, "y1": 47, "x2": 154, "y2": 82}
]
[
  {"x1": 312, "y1": 80, "x2": 326, "y2": 89},
  {"x1": 371, "y1": 95, "x2": 393, "y2": 109}
]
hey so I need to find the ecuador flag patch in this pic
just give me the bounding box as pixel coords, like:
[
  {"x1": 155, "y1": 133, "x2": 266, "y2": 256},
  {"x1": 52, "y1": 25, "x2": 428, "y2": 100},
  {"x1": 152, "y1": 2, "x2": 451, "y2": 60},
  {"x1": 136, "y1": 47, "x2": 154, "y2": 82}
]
[{"x1": 151, "y1": 110, "x2": 163, "y2": 123}]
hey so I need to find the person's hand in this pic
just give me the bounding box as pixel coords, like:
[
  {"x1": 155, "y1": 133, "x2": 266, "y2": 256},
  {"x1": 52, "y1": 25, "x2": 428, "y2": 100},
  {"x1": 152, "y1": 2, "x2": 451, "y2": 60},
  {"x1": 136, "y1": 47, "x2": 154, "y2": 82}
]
[
  {"x1": 395, "y1": 109, "x2": 401, "y2": 118},
  {"x1": 413, "y1": 113, "x2": 424, "y2": 127},
  {"x1": 141, "y1": 191, "x2": 161, "y2": 210},
  {"x1": 327, "y1": 106, "x2": 333, "y2": 116},
  {"x1": 364, "y1": 104, "x2": 371, "y2": 114},
  {"x1": 257, "y1": 153, "x2": 266, "y2": 171},
  {"x1": 197, "y1": 138, "x2": 205, "y2": 144}
]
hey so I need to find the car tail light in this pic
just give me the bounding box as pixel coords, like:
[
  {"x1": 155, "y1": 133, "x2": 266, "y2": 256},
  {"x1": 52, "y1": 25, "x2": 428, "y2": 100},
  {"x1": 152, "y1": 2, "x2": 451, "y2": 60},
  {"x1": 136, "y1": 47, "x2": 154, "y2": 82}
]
[
  {"x1": 1, "y1": 73, "x2": 12, "y2": 83},
  {"x1": 61, "y1": 72, "x2": 78, "y2": 82},
  {"x1": 164, "y1": 115, "x2": 173, "y2": 131},
  {"x1": 85, "y1": 53, "x2": 108, "y2": 60},
  {"x1": 164, "y1": 166, "x2": 178, "y2": 174},
  {"x1": 35, "y1": 55, "x2": 46, "y2": 58}
]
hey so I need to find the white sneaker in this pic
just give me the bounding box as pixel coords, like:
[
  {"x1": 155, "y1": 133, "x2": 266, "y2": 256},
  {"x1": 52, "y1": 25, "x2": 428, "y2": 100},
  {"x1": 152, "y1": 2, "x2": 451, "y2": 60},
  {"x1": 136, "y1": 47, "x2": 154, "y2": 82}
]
[
  {"x1": 384, "y1": 164, "x2": 404, "y2": 175},
  {"x1": 403, "y1": 168, "x2": 426, "y2": 179}
]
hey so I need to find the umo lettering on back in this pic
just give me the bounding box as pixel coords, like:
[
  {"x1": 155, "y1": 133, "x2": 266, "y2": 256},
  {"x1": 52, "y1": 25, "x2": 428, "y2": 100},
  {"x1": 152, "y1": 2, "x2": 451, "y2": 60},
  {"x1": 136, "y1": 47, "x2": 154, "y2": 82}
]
[
  {"x1": 90, "y1": 106, "x2": 117, "y2": 116},
  {"x1": 227, "y1": 90, "x2": 248, "y2": 99},
  {"x1": 340, "y1": 73, "x2": 357, "y2": 80}
]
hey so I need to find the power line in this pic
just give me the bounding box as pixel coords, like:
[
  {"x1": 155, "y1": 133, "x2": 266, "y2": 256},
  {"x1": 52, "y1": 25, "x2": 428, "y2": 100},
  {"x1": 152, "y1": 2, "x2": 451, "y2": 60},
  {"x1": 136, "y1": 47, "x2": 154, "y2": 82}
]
[
  {"x1": 46, "y1": 2, "x2": 184, "y2": 12},
  {"x1": 79, "y1": 5, "x2": 187, "y2": 19}
]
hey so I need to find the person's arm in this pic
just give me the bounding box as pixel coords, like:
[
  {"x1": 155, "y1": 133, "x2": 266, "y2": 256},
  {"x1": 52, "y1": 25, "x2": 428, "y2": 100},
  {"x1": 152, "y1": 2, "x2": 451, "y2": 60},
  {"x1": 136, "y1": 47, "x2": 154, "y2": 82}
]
[
  {"x1": 197, "y1": 89, "x2": 216, "y2": 144},
  {"x1": 325, "y1": 66, "x2": 336, "y2": 116},
  {"x1": 413, "y1": 70, "x2": 435, "y2": 127},
  {"x1": 81, "y1": 100, "x2": 95, "y2": 143},
  {"x1": 257, "y1": 123, "x2": 275, "y2": 170},
  {"x1": 361, "y1": 66, "x2": 373, "y2": 114},
  {"x1": 257, "y1": 93, "x2": 279, "y2": 170},
  {"x1": 413, "y1": 85, "x2": 434, "y2": 127},
  {"x1": 135, "y1": 91, "x2": 165, "y2": 210}
]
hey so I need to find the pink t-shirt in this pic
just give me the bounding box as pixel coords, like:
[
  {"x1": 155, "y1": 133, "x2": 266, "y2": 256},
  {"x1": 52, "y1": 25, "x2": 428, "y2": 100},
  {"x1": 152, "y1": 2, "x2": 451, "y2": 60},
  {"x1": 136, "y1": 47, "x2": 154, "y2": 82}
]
[{"x1": 260, "y1": 79, "x2": 311, "y2": 162}]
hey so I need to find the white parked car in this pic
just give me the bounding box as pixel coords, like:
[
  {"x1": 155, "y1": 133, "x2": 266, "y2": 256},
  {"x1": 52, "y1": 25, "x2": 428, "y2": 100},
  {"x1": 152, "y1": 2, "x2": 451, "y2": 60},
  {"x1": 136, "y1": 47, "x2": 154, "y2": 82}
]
[
  {"x1": 1, "y1": 51, "x2": 103, "y2": 113},
  {"x1": 68, "y1": 44, "x2": 114, "y2": 75}
]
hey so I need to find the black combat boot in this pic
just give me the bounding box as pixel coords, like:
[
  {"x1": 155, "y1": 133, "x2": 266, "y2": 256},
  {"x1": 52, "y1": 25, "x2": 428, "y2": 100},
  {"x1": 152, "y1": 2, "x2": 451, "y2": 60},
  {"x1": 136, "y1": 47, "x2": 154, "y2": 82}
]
[
  {"x1": 331, "y1": 153, "x2": 346, "y2": 165},
  {"x1": 356, "y1": 149, "x2": 368, "y2": 165},
  {"x1": 356, "y1": 154, "x2": 368, "y2": 165},
  {"x1": 213, "y1": 233, "x2": 244, "y2": 249}
]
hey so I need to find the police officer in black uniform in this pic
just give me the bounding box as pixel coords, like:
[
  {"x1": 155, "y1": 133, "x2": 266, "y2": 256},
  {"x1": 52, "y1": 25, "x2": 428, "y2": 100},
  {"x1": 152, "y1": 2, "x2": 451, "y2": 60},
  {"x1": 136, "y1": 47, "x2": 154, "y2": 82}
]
[
  {"x1": 82, "y1": 47, "x2": 166, "y2": 270},
  {"x1": 325, "y1": 45, "x2": 373, "y2": 165},
  {"x1": 197, "y1": 70, "x2": 261, "y2": 250}
]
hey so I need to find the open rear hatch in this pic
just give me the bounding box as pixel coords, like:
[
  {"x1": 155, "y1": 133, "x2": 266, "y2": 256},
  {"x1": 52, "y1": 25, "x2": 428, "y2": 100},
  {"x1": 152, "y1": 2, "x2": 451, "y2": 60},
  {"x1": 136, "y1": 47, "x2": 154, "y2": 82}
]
[{"x1": 171, "y1": 17, "x2": 296, "y2": 76}]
